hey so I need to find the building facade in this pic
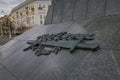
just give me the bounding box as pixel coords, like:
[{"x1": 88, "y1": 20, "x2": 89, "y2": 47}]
[{"x1": 10, "y1": 0, "x2": 51, "y2": 29}]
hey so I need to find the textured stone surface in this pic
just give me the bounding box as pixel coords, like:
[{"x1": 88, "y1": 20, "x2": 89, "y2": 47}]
[
  {"x1": 45, "y1": 0, "x2": 120, "y2": 24},
  {"x1": 62, "y1": 17, "x2": 73, "y2": 23},
  {"x1": 112, "y1": 51, "x2": 120, "y2": 68},
  {"x1": 52, "y1": 0, "x2": 63, "y2": 23},
  {"x1": 62, "y1": 0, "x2": 74, "y2": 17},
  {"x1": 52, "y1": 16, "x2": 61, "y2": 23},
  {"x1": 0, "y1": 64, "x2": 3, "y2": 70},
  {"x1": 73, "y1": 0, "x2": 88, "y2": 21},
  {"x1": 85, "y1": 15, "x2": 120, "y2": 49},
  {"x1": 0, "y1": 68, "x2": 16, "y2": 80},
  {"x1": 67, "y1": 50, "x2": 120, "y2": 80},
  {"x1": 0, "y1": 40, "x2": 25, "y2": 63},
  {"x1": 25, "y1": 50, "x2": 90, "y2": 80},
  {"x1": 106, "y1": 0, "x2": 120, "y2": 16},
  {"x1": 87, "y1": 0, "x2": 106, "y2": 18},
  {"x1": 45, "y1": 5, "x2": 54, "y2": 24},
  {"x1": 0, "y1": 15, "x2": 120, "y2": 80}
]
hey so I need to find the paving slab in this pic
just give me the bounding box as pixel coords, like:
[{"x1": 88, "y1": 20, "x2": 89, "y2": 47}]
[
  {"x1": 67, "y1": 50, "x2": 120, "y2": 80},
  {"x1": 0, "y1": 68, "x2": 17, "y2": 80},
  {"x1": 85, "y1": 15, "x2": 120, "y2": 49},
  {"x1": 25, "y1": 50, "x2": 90, "y2": 80},
  {"x1": 0, "y1": 40, "x2": 26, "y2": 63},
  {"x1": 0, "y1": 64, "x2": 3, "y2": 70},
  {"x1": 0, "y1": 15, "x2": 120, "y2": 80},
  {"x1": 2, "y1": 41, "x2": 49, "y2": 80},
  {"x1": 112, "y1": 50, "x2": 120, "y2": 68}
]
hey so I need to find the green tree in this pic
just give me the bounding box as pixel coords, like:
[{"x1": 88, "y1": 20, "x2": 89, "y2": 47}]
[{"x1": 0, "y1": 19, "x2": 3, "y2": 36}]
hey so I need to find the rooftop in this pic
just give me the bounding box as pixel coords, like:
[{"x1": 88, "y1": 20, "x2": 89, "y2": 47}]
[{"x1": 11, "y1": 0, "x2": 52, "y2": 14}]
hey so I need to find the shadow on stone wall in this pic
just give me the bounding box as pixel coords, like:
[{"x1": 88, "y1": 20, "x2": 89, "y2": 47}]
[{"x1": 45, "y1": 0, "x2": 120, "y2": 24}]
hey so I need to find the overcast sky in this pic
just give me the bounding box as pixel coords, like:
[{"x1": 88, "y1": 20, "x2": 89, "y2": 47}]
[{"x1": 0, "y1": 0, "x2": 25, "y2": 17}]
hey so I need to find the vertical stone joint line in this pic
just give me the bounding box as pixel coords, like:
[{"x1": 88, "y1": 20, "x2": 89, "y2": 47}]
[
  {"x1": 85, "y1": 0, "x2": 90, "y2": 19},
  {"x1": 104, "y1": 0, "x2": 108, "y2": 16},
  {"x1": 60, "y1": 0, "x2": 64, "y2": 23},
  {"x1": 71, "y1": 0, "x2": 77, "y2": 21},
  {"x1": 51, "y1": 0, "x2": 56, "y2": 24},
  {"x1": 111, "y1": 50, "x2": 120, "y2": 76}
]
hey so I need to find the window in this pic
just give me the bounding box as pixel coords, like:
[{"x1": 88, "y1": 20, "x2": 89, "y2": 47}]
[
  {"x1": 27, "y1": 17, "x2": 29, "y2": 24},
  {"x1": 43, "y1": 5, "x2": 45, "y2": 8},
  {"x1": 17, "y1": 20, "x2": 19, "y2": 25},
  {"x1": 38, "y1": 7, "x2": 43, "y2": 10},
  {"x1": 17, "y1": 15, "x2": 19, "y2": 18},
  {"x1": 32, "y1": 16, "x2": 34, "y2": 25},
  {"x1": 40, "y1": 21, "x2": 42, "y2": 24},
  {"x1": 40, "y1": 15, "x2": 42, "y2": 19},
  {"x1": 31, "y1": 7, "x2": 34, "y2": 12},
  {"x1": 39, "y1": 4, "x2": 41, "y2": 7},
  {"x1": 16, "y1": 11, "x2": 19, "y2": 18},
  {"x1": 32, "y1": 16, "x2": 34, "y2": 20},
  {"x1": 16, "y1": 11, "x2": 18, "y2": 14},
  {"x1": 33, "y1": 21, "x2": 34, "y2": 25},
  {"x1": 25, "y1": 7, "x2": 28, "y2": 9}
]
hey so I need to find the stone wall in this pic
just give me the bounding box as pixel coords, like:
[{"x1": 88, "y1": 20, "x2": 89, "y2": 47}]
[{"x1": 45, "y1": 0, "x2": 120, "y2": 24}]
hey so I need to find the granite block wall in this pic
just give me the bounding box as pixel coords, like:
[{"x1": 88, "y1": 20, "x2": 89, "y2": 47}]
[{"x1": 45, "y1": 0, "x2": 120, "y2": 24}]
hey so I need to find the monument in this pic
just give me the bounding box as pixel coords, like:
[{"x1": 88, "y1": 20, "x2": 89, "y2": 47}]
[{"x1": 0, "y1": 0, "x2": 120, "y2": 80}]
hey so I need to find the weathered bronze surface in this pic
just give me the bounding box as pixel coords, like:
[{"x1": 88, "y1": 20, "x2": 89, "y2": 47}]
[{"x1": 23, "y1": 32, "x2": 100, "y2": 56}]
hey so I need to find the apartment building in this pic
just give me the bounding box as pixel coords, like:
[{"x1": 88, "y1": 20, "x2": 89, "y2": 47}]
[{"x1": 10, "y1": 0, "x2": 52, "y2": 29}]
